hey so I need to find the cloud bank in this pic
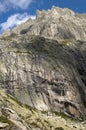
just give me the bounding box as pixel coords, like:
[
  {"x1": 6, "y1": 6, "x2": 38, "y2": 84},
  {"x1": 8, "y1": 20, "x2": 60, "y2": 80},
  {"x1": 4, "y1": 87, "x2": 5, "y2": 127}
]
[
  {"x1": 0, "y1": 0, "x2": 33, "y2": 12},
  {"x1": 0, "y1": 13, "x2": 35, "y2": 32},
  {"x1": 8, "y1": 0, "x2": 33, "y2": 9},
  {"x1": 0, "y1": 1, "x2": 6, "y2": 12}
]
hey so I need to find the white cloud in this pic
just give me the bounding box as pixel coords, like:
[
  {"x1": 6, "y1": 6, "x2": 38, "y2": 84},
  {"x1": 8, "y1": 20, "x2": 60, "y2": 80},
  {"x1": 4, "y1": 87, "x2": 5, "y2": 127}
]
[
  {"x1": 0, "y1": 13, "x2": 35, "y2": 32},
  {"x1": 9, "y1": 0, "x2": 33, "y2": 9},
  {"x1": 0, "y1": 2, "x2": 6, "y2": 12},
  {"x1": 8, "y1": 0, "x2": 33, "y2": 9},
  {"x1": 0, "y1": 0, "x2": 33, "y2": 12}
]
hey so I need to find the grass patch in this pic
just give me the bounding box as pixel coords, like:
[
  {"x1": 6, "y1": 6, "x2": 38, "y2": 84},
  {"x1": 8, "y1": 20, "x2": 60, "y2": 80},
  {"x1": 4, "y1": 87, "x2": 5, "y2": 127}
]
[
  {"x1": 7, "y1": 94, "x2": 23, "y2": 107},
  {"x1": 0, "y1": 116, "x2": 13, "y2": 125}
]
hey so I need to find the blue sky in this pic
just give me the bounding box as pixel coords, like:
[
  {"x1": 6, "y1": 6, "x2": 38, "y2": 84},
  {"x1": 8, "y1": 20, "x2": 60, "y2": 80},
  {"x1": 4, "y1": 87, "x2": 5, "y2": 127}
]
[{"x1": 0, "y1": 0, "x2": 86, "y2": 33}]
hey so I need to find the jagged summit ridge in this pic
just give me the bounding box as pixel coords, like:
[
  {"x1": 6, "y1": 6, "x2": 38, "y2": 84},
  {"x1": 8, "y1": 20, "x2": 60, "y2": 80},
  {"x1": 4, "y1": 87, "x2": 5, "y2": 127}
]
[
  {"x1": 10, "y1": 6, "x2": 86, "y2": 41},
  {"x1": 0, "y1": 6, "x2": 86, "y2": 121},
  {"x1": 0, "y1": 6, "x2": 86, "y2": 130},
  {"x1": 36, "y1": 6, "x2": 75, "y2": 20}
]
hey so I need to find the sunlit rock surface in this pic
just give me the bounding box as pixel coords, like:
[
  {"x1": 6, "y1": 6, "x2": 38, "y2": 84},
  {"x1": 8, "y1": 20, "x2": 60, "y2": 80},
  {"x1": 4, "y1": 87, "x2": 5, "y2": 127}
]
[
  {"x1": 0, "y1": 34, "x2": 86, "y2": 118},
  {"x1": 12, "y1": 6, "x2": 86, "y2": 41},
  {"x1": 0, "y1": 6, "x2": 86, "y2": 130}
]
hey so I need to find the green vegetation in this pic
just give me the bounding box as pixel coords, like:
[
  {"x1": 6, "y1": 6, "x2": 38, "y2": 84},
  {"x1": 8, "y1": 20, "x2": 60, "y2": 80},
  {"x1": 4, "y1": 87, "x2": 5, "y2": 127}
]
[
  {"x1": 0, "y1": 34, "x2": 86, "y2": 130},
  {"x1": 55, "y1": 127, "x2": 64, "y2": 130},
  {"x1": 0, "y1": 115, "x2": 13, "y2": 125}
]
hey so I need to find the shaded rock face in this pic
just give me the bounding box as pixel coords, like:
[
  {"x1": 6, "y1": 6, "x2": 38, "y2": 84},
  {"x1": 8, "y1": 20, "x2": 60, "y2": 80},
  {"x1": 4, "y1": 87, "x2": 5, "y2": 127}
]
[
  {"x1": 0, "y1": 34, "x2": 86, "y2": 118},
  {"x1": 0, "y1": 88, "x2": 86, "y2": 130},
  {"x1": 12, "y1": 6, "x2": 86, "y2": 41}
]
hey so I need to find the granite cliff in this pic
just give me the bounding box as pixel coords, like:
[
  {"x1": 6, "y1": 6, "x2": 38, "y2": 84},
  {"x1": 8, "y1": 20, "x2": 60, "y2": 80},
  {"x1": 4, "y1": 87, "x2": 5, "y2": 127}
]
[
  {"x1": 0, "y1": 6, "x2": 86, "y2": 130},
  {"x1": 11, "y1": 6, "x2": 86, "y2": 41}
]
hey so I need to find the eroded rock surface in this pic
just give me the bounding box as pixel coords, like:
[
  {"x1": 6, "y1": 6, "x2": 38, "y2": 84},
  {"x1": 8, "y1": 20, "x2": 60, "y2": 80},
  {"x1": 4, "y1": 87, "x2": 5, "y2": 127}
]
[
  {"x1": 12, "y1": 6, "x2": 86, "y2": 41},
  {"x1": 0, "y1": 34, "x2": 86, "y2": 118},
  {"x1": 0, "y1": 88, "x2": 86, "y2": 130}
]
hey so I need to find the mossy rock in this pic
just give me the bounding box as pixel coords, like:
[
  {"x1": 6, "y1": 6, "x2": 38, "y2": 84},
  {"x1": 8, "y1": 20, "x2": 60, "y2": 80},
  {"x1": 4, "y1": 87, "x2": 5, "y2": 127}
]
[
  {"x1": 0, "y1": 116, "x2": 14, "y2": 125},
  {"x1": 55, "y1": 127, "x2": 64, "y2": 130}
]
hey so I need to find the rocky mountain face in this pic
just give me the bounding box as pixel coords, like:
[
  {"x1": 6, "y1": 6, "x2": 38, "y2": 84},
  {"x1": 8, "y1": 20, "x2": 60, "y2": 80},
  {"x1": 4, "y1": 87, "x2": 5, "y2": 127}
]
[
  {"x1": 0, "y1": 88, "x2": 86, "y2": 130},
  {"x1": 11, "y1": 6, "x2": 86, "y2": 41},
  {"x1": 0, "y1": 6, "x2": 86, "y2": 130}
]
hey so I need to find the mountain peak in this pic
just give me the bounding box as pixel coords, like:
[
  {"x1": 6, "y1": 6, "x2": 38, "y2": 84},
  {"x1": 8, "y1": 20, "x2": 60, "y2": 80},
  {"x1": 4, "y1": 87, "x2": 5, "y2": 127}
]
[
  {"x1": 0, "y1": 6, "x2": 86, "y2": 129},
  {"x1": 36, "y1": 6, "x2": 75, "y2": 20},
  {"x1": 11, "y1": 6, "x2": 86, "y2": 41}
]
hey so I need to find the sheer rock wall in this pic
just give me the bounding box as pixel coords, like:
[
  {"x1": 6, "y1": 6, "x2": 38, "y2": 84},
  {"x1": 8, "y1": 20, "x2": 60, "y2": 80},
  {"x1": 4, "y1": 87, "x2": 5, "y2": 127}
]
[{"x1": 0, "y1": 35, "x2": 86, "y2": 118}]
